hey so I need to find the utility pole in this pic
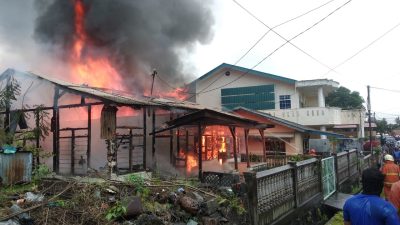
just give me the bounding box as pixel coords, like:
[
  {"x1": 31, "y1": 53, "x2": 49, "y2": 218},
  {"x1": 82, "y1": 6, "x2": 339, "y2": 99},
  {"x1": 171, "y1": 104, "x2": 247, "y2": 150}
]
[
  {"x1": 150, "y1": 70, "x2": 157, "y2": 96},
  {"x1": 367, "y1": 85, "x2": 372, "y2": 154}
]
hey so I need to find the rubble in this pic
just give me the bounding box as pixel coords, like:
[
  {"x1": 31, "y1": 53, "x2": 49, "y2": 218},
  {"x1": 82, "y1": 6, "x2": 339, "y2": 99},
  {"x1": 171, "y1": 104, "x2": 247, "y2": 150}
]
[{"x1": 0, "y1": 175, "x2": 248, "y2": 225}]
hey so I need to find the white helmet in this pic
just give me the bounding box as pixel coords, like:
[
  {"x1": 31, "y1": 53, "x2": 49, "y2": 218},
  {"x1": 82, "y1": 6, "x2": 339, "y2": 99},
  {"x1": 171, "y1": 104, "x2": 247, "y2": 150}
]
[{"x1": 384, "y1": 154, "x2": 394, "y2": 161}]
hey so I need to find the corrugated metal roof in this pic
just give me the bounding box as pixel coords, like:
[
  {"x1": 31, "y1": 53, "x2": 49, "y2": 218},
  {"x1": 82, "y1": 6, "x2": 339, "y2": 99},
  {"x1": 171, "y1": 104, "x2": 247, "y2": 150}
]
[
  {"x1": 152, "y1": 108, "x2": 271, "y2": 134},
  {"x1": 27, "y1": 71, "x2": 158, "y2": 106},
  {"x1": 13, "y1": 70, "x2": 203, "y2": 110}
]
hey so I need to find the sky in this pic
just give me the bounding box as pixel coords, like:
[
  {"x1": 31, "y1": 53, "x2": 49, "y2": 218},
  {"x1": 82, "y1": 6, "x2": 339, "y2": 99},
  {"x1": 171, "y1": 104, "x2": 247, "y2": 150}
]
[
  {"x1": 1, "y1": 0, "x2": 400, "y2": 122},
  {"x1": 188, "y1": 0, "x2": 400, "y2": 122}
]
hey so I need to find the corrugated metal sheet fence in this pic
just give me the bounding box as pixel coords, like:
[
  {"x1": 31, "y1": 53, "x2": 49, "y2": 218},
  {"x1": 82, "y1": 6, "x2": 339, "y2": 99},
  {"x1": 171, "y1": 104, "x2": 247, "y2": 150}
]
[{"x1": 0, "y1": 152, "x2": 32, "y2": 185}]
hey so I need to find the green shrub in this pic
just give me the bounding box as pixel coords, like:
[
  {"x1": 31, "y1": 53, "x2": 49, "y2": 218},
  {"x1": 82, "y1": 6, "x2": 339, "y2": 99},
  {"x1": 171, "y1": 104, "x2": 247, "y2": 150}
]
[
  {"x1": 32, "y1": 164, "x2": 51, "y2": 183},
  {"x1": 105, "y1": 201, "x2": 126, "y2": 221},
  {"x1": 125, "y1": 174, "x2": 145, "y2": 193}
]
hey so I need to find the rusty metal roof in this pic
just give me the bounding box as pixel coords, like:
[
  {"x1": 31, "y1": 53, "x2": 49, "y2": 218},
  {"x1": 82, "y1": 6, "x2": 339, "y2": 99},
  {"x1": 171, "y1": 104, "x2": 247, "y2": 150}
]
[
  {"x1": 25, "y1": 71, "x2": 204, "y2": 110},
  {"x1": 27, "y1": 71, "x2": 158, "y2": 106},
  {"x1": 152, "y1": 108, "x2": 272, "y2": 134}
]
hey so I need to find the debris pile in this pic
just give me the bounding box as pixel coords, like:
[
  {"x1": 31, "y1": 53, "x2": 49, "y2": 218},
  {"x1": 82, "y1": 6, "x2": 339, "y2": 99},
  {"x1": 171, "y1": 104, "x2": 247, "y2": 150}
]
[{"x1": 0, "y1": 175, "x2": 248, "y2": 225}]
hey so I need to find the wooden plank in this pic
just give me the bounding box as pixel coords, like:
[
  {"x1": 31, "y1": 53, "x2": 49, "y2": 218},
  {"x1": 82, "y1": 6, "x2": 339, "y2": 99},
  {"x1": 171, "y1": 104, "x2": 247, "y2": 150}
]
[
  {"x1": 198, "y1": 124, "x2": 203, "y2": 180},
  {"x1": 71, "y1": 129, "x2": 75, "y2": 175},
  {"x1": 87, "y1": 105, "x2": 91, "y2": 168},
  {"x1": 245, "y1": 129, "x2": 250, "y2": 168},
  {"x1": 128, "y1": 129, "x2": 133, "y2": 172},
  {"x1": 170, "y1": 113, "x2": 174, "y2": 164},
  {"x1": 143, "y1": 107, "x2": 147, "y2": 169}
]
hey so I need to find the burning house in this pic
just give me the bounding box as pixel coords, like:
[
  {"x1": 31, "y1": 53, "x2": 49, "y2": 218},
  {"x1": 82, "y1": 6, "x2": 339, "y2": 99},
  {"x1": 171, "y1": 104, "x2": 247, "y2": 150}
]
[
  {"x1": 0, "y1": 0, "x2": 219, "y2": 181},
  {"x1": 0, "y1": 68, "x2": 279, "y2": 180},
  {"x1": 0, "y1": 68, "x2": 209, "y2": 177}
]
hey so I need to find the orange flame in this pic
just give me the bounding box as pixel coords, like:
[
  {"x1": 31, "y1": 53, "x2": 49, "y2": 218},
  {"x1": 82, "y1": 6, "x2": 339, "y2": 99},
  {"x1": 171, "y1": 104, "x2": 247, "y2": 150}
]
[
  {"x1": 178, "y1": 150, "x2": 197, "y2": 173},
  {"x1": 71, "y1": 0, "x2": 123, "y2": 90},
  {"x1": 219, "y1": 137, "x2": 226, "y2": 153},
  {"x1": 186, "y1": 154, "x2": 197, "y2": 172},
  {"x1": 162, "y1": 87, "x2": 188, "y2": 101}
]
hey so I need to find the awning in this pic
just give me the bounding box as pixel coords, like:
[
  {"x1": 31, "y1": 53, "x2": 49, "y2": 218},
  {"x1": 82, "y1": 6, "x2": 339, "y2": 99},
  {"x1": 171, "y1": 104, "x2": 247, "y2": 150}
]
[{"x1": 151, "y1": 108, "x2": 273, "y2": 134}]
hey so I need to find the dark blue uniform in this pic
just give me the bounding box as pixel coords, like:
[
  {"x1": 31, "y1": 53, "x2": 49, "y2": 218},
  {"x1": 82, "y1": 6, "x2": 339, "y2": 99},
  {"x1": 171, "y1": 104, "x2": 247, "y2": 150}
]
[{"x1": 344, "y1": 194, "x2": 400, "y2": 225}]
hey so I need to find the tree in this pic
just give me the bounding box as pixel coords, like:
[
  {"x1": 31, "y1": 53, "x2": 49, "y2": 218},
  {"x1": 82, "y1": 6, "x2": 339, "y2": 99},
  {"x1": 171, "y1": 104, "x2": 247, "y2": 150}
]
[
  {"x1": 395, "y1": 116, "x2": 400, "y2": 127},
  {"x1": 325, "y1": 86, "x2": 364, "y2": 109},
  {"x1": 376, "y1": 118, "x2": 388, "y2": 135}
]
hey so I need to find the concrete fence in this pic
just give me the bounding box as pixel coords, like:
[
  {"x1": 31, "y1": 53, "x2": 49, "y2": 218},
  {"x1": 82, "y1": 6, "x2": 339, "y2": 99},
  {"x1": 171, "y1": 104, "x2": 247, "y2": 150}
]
[{"x1": 243, "y1": 150, "x2": 376, "y2": 225}]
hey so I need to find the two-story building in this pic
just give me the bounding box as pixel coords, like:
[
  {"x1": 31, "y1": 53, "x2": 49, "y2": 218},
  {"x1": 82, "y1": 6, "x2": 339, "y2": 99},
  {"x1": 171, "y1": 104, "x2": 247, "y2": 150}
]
[{"x1": 188, "y1": 63, "x2": 365, "y2": 140}]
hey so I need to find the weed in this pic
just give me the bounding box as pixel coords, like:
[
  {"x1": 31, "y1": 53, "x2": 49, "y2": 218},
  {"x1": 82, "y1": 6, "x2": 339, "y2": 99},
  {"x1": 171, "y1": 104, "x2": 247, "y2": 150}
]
[
  {"x1": 0, "y1": 183, "x2": 35, "y2": 203},
  {"x1": 327, "y1": 212, "x2": 343, "y2": 225},
  {"x1": 125, "y1": 174, "x2": 145, "y2": 194},
  {"x1": 32, "y1": 164, "x2": 51, "y2": 183},
  {"x1": 215, "y1": 194, "x2": 246, "y2": 215},
  {"x1": 317, "y1": 208, "x2": 328, "y2": 221},
  {"x1": 351, "y1": 184, "x2": 361, "y2": 194},
  {"x1": 289, "y1": 154, "x2": 311, "y2": 162},
  {"x1": 105, "y1": 201, "x2": 126, "y2": 221}
]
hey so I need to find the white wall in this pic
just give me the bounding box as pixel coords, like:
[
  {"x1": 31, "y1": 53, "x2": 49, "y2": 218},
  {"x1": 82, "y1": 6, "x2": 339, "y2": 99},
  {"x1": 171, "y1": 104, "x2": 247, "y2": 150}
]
[{"x1": 195, "y1": 69, "x2": 297, "y2": 110}]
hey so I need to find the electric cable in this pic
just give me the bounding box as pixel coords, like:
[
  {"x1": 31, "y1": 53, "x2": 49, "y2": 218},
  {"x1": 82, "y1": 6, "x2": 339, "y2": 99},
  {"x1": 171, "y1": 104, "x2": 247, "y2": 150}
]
[
  {"x1": 192, "y1": 0, "x2": 353, "y2": 96},
  {"x1": 188, "y1": 0, "x2": 340, "y2": 99},
  {"x1": 322, "y1": 20, "x2": 400, "y2": 76},
  {"x1": 232, "y1": 0, "x2": 340, "y2": 74}
]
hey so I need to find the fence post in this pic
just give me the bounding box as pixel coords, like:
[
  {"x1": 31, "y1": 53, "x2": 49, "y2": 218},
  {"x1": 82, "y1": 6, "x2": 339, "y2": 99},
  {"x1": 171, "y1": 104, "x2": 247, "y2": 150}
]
[
  {"x1": 346, "y1": 150, "x2": 350, "y2": 179},
  {"x1": 318, "y1": 157, "x2": 323, "y2": 194},
  {"x1": 332, "y1": 153, "x2": 339, "y2": 192},
  {"x1": 288, "y1": 161, "x2": 299, "y2": 208},
  {"x1": 244, "y1": 172, "x2": 258, "y2": 225},
  {"x1": 357, "y1": 151, "x2": 361, "y2": 175}
]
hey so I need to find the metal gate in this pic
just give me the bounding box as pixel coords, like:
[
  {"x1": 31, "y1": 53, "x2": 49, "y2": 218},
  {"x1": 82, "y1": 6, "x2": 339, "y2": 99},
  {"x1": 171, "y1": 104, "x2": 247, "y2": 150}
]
[
  {"x1": 59, "y1": 128, "x2": 89, "y2": 175},
  {"x1": 321, "y1": 156, "x2": 336, "y2": 199}
]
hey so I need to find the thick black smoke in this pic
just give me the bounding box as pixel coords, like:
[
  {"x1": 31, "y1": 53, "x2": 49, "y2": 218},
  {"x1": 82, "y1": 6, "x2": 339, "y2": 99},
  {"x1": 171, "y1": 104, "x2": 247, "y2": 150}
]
[{"x1": 34, "y1": 0, "x2": 214, "y2": 91}]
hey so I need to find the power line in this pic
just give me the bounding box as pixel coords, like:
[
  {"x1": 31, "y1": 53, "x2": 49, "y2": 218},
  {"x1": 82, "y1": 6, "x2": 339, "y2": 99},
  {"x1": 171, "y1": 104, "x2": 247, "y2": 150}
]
[
  {"x1": 322, "y1": 20, "x2": 400, "y2": 76},
  {"x1": 155, "y1": 73, "x2": 191, "y2": 92},
  {"x1": 232, "y1": 0, "x2": 340, "y2": 74},
  {"x1": 196, "y1": 0, "x2": 353, "y2": 95},
  {"x1": 193, "y1": 0, "x2": 339, "y2": 98},
  {"x1": 370, "y1": 86, "x2": 400, "y2": 94}
]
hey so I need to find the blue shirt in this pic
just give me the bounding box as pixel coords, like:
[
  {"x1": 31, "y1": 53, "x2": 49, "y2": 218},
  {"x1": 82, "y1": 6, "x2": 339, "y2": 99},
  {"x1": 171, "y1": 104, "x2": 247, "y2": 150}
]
[
  {"x1": 343, "y1": 194, "x2": 400, "y2": 225},
  {"x1": 394, "y1": 151, "x2": 400, "y2": 161}
]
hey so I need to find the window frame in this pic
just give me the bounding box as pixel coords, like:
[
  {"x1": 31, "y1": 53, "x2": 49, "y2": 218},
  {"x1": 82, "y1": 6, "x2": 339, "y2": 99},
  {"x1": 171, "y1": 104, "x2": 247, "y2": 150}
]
[{"x1": 279, "y1": 95, "x2": 291, "y2": 109}]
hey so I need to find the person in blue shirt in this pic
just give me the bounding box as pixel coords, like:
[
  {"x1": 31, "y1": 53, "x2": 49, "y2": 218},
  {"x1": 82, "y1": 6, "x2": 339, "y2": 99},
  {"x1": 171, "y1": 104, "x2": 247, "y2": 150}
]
[
  {"x1": 343, "y1": 168, "x2": 400, "y2": 225},
  {"x1": 394, "y1": 149, "x2": 400, "y2": 165}
]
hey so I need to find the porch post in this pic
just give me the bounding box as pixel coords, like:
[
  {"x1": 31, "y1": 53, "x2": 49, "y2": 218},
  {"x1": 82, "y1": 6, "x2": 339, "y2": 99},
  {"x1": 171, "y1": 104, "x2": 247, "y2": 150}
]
[
  {"x1": 198, "y1": 123, "x2": 203, "y2": 180},
  {"x1": 259, "y1": 128, "x2": 266, "y2": 162},
  {"x1": 245, "y1": 128, "x2": 250, "y2": 168},
  {"x1": 87, "y1": 105, "x2": 92, "y2": 169},
  {"x1": 170, "y1": 112, "x2": 174, "y2": 164},
  {"x1": 142, "y1": 107, "x2": 147, "y2": 169},
  {"x1": 229, "y1": 126, "x2": 238, "y2": 171},
  {"x1": 52, "y1": 86, "x2": 60, "y2": 173},
  {"x1": 152, "y1": 108, "x2": 156, "y2": 168}
]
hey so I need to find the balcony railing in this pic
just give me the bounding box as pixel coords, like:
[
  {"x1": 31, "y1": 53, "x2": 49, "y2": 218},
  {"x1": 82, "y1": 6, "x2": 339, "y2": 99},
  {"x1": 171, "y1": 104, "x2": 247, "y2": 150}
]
[{"x1": 262, "y1": 107, "x2": 363, "y2": 126}]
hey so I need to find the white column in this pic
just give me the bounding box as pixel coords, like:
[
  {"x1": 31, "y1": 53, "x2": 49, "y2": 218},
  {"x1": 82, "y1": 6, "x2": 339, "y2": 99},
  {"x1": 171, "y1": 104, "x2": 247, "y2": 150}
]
[
  {"x1": 320, "y1": 125, "x2": 327, "y2": 139},
  {"x1": 359, "y1": 110, "x2": 365, "y2": 138},
  {"x1": 318, "y1": 87, "x2": 325, "y2": 107}
]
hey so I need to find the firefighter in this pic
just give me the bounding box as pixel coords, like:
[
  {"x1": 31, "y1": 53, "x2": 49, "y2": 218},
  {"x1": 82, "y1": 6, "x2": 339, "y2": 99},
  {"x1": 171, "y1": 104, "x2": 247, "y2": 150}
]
[
  {"x1": 381, "y1": 154, "x2": 400, "y2": 199},
  {"x1": 308, "y1": 149, "x2": 317, "y2": 156}
]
